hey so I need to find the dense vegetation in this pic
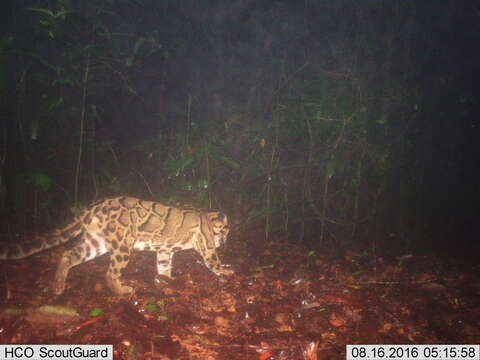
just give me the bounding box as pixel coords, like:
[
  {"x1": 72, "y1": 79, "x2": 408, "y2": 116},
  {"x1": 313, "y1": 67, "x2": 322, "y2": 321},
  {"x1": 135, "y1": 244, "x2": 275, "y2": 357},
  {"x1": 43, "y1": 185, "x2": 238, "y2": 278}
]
[{"x1": 1, "y1": 0, "x2": 478, "y2": 253}]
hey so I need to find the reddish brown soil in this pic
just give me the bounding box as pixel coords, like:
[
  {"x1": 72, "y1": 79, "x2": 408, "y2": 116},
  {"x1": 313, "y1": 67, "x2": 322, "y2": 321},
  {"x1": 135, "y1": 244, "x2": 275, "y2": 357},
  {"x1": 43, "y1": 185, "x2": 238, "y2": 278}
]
[{"x1": 1, "y1": 237, "x2": 479, "y2": 359}]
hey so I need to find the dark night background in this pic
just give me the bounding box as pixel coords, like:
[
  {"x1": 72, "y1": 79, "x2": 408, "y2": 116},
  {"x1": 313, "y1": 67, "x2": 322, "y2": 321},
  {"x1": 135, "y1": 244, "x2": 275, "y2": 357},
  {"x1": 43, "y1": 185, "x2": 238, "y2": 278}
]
[{"x1": 1, "y1": 0, "x2": 479, "y2": 256}]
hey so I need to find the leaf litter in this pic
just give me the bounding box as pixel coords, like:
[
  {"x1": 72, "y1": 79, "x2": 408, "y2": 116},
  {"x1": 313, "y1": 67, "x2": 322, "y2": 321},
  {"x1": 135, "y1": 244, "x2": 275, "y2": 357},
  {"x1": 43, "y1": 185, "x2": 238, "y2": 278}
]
[{"x1": 0, "y1": 237, "x2": 479, "y2": 359}]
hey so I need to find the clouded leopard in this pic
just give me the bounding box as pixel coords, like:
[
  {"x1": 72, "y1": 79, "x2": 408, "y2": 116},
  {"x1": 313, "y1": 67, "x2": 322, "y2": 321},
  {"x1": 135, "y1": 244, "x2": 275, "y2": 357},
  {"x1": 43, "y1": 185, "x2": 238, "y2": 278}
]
[{"x1": 0, "y1": 197, "x2": 232, "y2": 295}]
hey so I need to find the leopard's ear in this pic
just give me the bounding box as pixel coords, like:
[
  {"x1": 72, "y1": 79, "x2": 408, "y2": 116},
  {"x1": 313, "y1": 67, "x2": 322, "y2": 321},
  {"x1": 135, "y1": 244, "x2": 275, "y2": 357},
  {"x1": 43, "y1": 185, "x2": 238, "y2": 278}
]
[
  {"x1": 217, "y1": 212, "x2": 228, "y2": 224},
  {"x1": 208, "y1": 211, "x2": 221, "y2": 218},
  {"x1": 207, "y1": 211, "x2": 227, "y2": 222}
]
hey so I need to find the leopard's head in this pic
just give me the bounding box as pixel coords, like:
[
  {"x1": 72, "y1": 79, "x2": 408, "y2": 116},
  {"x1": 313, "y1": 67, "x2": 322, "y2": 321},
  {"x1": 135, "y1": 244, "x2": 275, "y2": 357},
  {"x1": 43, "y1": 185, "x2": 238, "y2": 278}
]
[{"x1": 208, "y1": 212, "x2": 230, "y2": 248}]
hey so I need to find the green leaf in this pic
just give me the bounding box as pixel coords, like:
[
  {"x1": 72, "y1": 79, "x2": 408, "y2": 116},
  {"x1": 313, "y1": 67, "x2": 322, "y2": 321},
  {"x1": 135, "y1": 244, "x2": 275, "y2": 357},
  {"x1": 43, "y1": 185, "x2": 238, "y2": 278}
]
[
  {"x1": 25, "y1": 172, "x2": 53, "y2": 192},
  {"x1": 197, "y1": 178, "x2": 209, "y2": 189},
  {"x1": 180, "y1": 180, "x2": 194, "y2": 192},
  {"x1": 326, "y1": 159, "x2": 335, "y2": 179},
  {"x1": 146, "y1": 303, "x2": 159, "y2": 313},
  {"x1": 26, "y1": 7, "x2": 55, "y2": 17},
  {"x1": 52, "y1": 78, "x2": 74, "y2": 86},
  {"x1": 89, "y1": 308, "x2": 105, "y2": 317},
  {"x1": 167, "y1": 153, "x2": 197, "y2": 176},
  {"x1": 37, "y1": 305, "x2": 79, "y2": 317},
  {"x1": 0, "y1": 35, "x2": 14, "y2": 50},
  {"x1": 132, "y1": 37, "x2": 146, "y2": 57},
  {"x1": 26, "y1": 7, "x2": 73, "y2": 19},
  {"x1": 125, "y1": 56, "x2": 134, "y2": 67},
  {"x1": 30, "y1": 119, "x2": 39, "y2": 140},
  {"x1": 254, "y1": 264, "x2": 275, "y2": 272},
  {"x1": 220, "y1": 155, "x2": 240, "y2": 169},
  {"x1": 53, "y1": 10, "x2": 74, "y2": 20},
  {"x1": 48, "y1": 96, "x2": 64, "y2": 110}
]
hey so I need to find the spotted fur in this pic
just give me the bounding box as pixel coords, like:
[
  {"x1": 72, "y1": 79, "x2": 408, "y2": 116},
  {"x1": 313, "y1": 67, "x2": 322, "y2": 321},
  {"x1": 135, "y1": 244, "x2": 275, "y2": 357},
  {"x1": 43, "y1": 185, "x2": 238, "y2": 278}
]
[{"x1": 0, "y1": 197, "x2": 232, "y2": 295}]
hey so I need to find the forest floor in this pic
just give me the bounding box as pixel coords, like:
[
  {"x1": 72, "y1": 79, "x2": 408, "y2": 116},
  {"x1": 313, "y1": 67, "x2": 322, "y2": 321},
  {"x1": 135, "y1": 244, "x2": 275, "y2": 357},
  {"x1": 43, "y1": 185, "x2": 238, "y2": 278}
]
[{"x1": 1, "y1": 235, "x2": 479, "y2": 360}]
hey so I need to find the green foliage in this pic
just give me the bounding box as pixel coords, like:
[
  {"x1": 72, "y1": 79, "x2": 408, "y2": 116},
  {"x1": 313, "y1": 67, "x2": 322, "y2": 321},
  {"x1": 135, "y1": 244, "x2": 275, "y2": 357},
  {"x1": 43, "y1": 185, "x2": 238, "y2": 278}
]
[
  {"x1": 27, "y1": 7, "x2": 73, "y2": 20},
  {"x1": 89, "y1": 308, "x2": 105, "y2": 317},
  {"x1": 162, "y1": 139, "x2": 240, "y2": 205},
  {"x1": 2, "y1": 0, "x2": 472, "y2": 249},
  {"x1": 146, "y1": 303, "x2": 159, "y2": 313},
  {"x1": 145, "y1": 299, "x2": 168, "y2": 320},
  {"x1": 25, "y1": 172, "x2": 53, "y2": 192}
]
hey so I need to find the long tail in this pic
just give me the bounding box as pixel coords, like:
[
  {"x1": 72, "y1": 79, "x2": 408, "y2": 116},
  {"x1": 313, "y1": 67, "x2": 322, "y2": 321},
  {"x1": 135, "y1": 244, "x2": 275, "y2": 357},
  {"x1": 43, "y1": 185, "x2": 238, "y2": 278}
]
[{"x1": 0, "y1": 220, "x2": 83, "y2": 260}]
